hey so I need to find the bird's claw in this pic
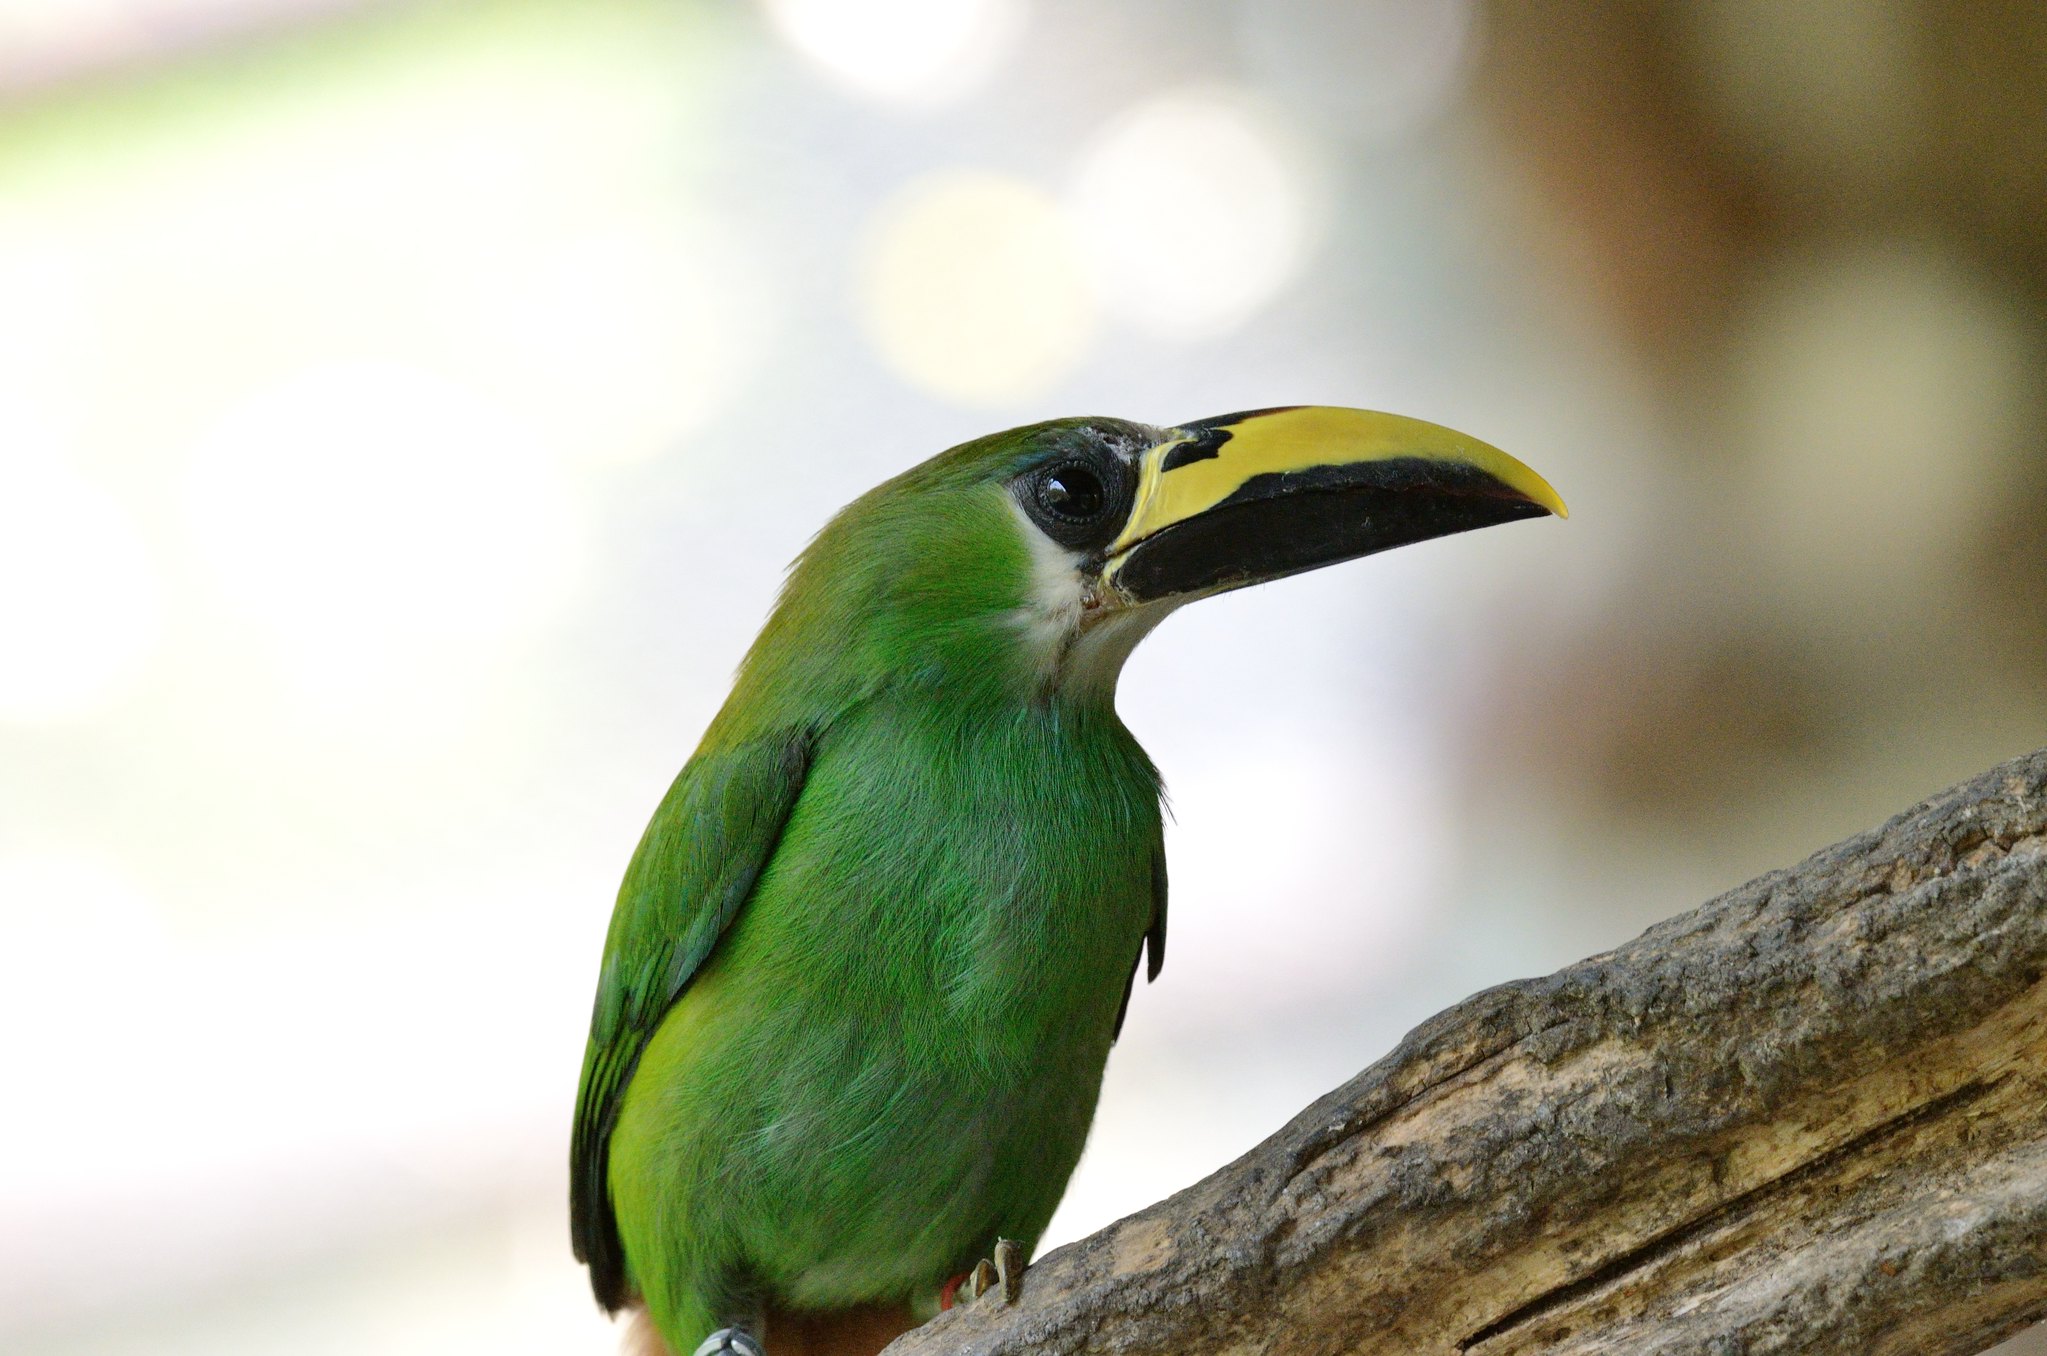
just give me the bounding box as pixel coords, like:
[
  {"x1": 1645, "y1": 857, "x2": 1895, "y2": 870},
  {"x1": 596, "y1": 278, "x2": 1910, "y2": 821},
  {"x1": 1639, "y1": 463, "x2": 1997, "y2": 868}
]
[
  {"x1": 994, "y1": 1236, "x2": 1023, "y2": 1303},
  {"x1": 960, "y1": 1257, "x2": 997, "y2": 1303},
  {"x1": 958, "y1": 1237, "x2": 1023, "y2": 1305},
  {"x1": 692, "y1": 1328, "x2": 765, "y2": 1356}
]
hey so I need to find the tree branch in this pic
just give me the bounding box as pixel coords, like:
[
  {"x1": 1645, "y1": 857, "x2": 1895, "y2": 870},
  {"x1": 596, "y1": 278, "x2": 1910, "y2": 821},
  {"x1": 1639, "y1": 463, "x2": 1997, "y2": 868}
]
[{"x1": 888, "y1": 748, "x2": 2047, "y2": 1356}]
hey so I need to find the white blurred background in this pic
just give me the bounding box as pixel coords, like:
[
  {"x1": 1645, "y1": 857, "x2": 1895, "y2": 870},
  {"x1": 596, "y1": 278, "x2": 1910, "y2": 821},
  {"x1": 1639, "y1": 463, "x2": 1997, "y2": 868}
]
[{"x1": 2, "y1": 1, "x2": 2044, "y2": 1352}]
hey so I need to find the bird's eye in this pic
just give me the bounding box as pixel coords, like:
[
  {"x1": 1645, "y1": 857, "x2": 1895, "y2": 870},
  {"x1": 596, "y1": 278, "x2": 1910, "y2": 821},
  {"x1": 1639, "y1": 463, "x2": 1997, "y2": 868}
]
[
  {"x1": 1014, "y1": 435, "x2": 1134, "y2": 551},
  {"x1": 1036, "y1": 462, "x2": 1106, "y2": 522}
]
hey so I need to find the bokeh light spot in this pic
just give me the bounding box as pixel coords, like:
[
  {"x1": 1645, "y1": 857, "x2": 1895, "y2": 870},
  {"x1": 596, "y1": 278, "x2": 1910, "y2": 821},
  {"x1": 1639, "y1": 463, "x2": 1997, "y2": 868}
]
[
  {"x1": 491, "y1": 218, "x2": 777, "y2": 466},
  {"x1": 0, "y1": 851, "x2": 165, "y2": 989},
  {"x1": 1067, "y1": 89, "x2": 1319, "y2": 339},
  {"x1": 0, "y1": 427, "x2": 162, "y2": 724},
  {"x1": 859, "y1": 170, "x2": 1094, "y2": 406},
  {"x1": 761, "y1": 0, "x2": 1023, "y2": 105},
  {"x1": 182, "y1": 362, "x2": 585, "y2": 701},
  {"x1": 1731, "y1": 239, "x2": 2039, "y2": 626}
]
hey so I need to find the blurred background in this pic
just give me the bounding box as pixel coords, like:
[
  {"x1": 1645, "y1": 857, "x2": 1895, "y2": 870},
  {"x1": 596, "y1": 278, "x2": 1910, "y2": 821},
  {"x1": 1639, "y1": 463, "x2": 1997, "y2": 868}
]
[{"x1": 2, "y1": 1, "x2": 2043, "y2": 1352}]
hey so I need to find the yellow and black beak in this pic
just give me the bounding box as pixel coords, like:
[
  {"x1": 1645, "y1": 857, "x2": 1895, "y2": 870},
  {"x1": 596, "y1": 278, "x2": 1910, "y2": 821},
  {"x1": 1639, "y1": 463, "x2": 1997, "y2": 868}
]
[{"x1": 1101, "y1": 406, "x2": 1566, "y2": 605}]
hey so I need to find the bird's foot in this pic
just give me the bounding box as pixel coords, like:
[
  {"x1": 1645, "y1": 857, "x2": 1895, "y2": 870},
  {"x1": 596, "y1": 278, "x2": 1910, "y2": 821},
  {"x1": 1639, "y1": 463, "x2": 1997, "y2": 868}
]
[
  {"x1": 944, "y1": 1237, "x2": 1023, "y2": 1308},
  {"x1": 691, "y1": 1328, "x2": 765, "y2": 1356}
]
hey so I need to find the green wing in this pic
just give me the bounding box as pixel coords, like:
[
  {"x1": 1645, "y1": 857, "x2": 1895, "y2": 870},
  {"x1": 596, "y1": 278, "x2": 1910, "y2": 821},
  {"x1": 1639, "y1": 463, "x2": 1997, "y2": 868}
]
[
  {"x1": 571, "y1": 730, "x2": 813, "y2": 1311},
  {"x1": 1112, "y1": 838, "x2": 1168, "y2": 1040}
]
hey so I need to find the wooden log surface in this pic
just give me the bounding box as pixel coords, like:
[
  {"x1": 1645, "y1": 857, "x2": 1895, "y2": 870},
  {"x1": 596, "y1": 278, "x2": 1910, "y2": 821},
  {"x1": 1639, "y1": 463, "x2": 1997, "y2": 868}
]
[{"x1": 888, "y1": 747, "x2": 2047, "y2": 1356}]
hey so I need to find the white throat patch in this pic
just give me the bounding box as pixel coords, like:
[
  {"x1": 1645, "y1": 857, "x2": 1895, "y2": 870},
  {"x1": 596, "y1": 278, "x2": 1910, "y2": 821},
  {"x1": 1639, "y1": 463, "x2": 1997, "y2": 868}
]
[{"x1": 1007, "y1": 498, "x2": 1178, "y2": 701}]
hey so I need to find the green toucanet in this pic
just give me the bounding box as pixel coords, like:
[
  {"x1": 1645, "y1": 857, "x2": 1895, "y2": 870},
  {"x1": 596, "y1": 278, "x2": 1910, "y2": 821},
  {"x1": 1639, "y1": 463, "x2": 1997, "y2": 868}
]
[{"x1": 570, "y1": 406, "x2": 1566, "y2": 1356}]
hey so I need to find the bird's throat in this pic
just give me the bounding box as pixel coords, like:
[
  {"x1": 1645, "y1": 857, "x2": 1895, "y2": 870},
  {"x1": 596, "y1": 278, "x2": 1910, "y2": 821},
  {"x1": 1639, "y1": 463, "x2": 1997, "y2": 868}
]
[{"x1": 1008, "y1": 499, "x2": 1177, "y2": 704}]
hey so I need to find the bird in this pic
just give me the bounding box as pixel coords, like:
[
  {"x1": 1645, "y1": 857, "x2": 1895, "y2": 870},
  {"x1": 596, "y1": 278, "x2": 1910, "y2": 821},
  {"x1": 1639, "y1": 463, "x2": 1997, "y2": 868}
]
[{"x1": 571, "y1": 405, "x2": 1566, "y2": 1356}]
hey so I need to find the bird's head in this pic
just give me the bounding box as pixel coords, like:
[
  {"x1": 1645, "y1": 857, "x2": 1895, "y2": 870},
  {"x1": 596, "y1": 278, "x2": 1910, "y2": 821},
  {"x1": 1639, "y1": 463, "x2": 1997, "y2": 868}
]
[{"x1": 732, "y1": 406, "x2": 1565, "y2": 721}]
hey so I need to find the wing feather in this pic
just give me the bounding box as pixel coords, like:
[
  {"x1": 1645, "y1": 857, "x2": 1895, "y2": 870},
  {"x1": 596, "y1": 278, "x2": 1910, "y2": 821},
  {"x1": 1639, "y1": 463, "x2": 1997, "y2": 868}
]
[
  {"x1": 1112, "y1": 838, "x2": 1169, "y2": 1041},
  {"x1": 570, "y1": 730, "x2": 814, "y2": 1310}
]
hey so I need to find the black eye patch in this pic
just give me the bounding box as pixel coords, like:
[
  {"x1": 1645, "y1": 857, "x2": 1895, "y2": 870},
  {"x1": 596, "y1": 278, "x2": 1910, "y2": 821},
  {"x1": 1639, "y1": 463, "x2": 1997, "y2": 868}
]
[{"x1": 1015, "y1": 437, "x2": 1135, "y2": 554}]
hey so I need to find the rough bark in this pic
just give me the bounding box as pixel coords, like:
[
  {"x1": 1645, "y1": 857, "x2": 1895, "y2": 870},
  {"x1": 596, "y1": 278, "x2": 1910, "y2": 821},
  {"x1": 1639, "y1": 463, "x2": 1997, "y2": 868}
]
[{"x1": 888, "y1": 747, "x2": 2047, "y2": 1356}]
